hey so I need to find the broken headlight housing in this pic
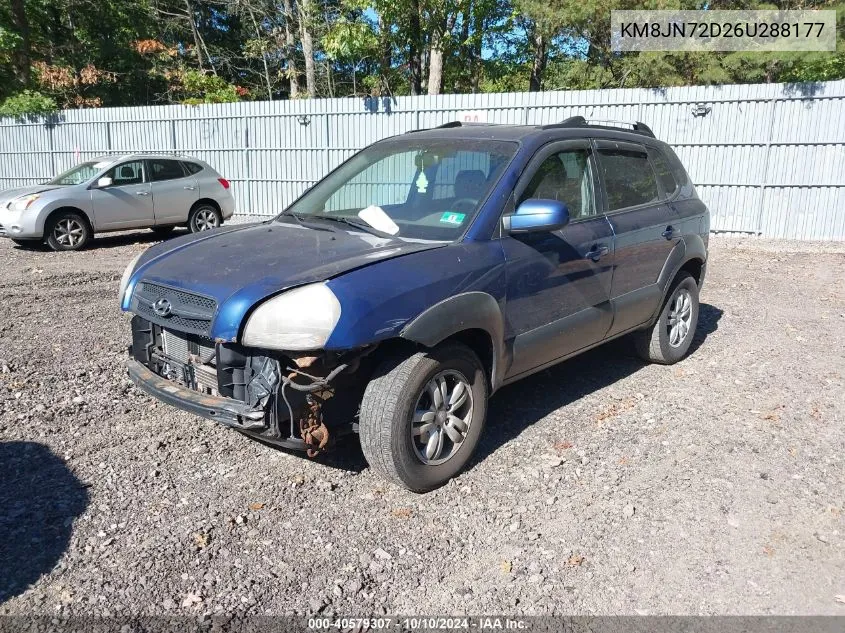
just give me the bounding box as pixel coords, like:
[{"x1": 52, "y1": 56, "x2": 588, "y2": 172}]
[{"x1": 242, "y1": 282, "x2": 341, "y2": 351}]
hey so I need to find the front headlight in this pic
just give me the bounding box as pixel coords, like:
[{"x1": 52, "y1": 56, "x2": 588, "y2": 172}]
[
  {"x1": 10, "y1": 194, "x2": 40, "y2": 211},
  {"x1": 242, "y1": 282, "x2": 342, "y2": 351},
  {"x1": 119, "y1": 252, "x2": 143, "y2": 306}
]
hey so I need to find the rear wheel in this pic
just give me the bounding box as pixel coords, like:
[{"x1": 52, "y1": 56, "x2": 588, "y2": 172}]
[
  {"x1": 359, "y1": 342, "x2": 487, "y2": 492},
  {"x1": 188, "y1": 204, "x2": 222, "y2": 233},
  {"x1": 634, "y1": 272, "x2": 699, "y2": 364},
  {"x1": 45, "y1": 211, "x2": 91, "y2": 251}
]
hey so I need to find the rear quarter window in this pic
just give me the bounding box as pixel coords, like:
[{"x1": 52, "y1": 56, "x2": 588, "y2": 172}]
[
  {"x1": 182, "y1": 162, "x2": 203, "y2": 175},
  {"x1": 647, "y1": 147, "x2": 679, "y2": 198}
]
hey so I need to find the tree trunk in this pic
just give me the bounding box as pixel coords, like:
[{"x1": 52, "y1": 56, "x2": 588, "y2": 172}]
[
  {"x1": 427, "y1": 32, "x2": 444, "y2": 95},
  {"x1": 298, "y1": 0, "x2": 317, "y2": 98},
  {"x1": 529, "y1": 29, "x2": 547, "y2": 92},
  {"x1": 471, "y1": 7, "x2": 483, "y2": 93},
  {"x1": 378, "y1": 13, "x2": 392, "y2": 91},
  {"x1": 184, "y1": 0, "x2": 205, "y2": 71},
  {"x1": 10, "y1": 0, "x2": 30, "y2": 85},
  {"x1": 248, "y1": 8, "x2": 273, "y2": 100},
  {"x1": 428, "y1": 13, "x2": 456, "y2": 95},
  {"x1": 408, "y1": 0, "x2": 423, "y2": 95},
  {"x1": 282, "y1": 0, "x2": 299, "y2": 97}
]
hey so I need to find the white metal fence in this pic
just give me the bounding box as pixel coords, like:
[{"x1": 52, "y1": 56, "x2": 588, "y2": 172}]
[{"x1": 1, "y1": 79, "x2": 844, "y2": 240}]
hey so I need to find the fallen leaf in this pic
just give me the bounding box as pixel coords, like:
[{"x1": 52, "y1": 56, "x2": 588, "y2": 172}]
[
  {"x1": 553, "y1": 440, "x2": 573, "y2": 453},
  {"x1": 501, "y1": 560, "x2": 512, "y2": 574},
  {"x1": 567, "y1": 554, "x2": 585, "y2": 567},
  {"x1": 248, "y1": 502, "x2": 265, "y2": 511},
  {"x1": 618, "y1": 456, "x2": 630, "y2": 466},
  {"x1": 193, "y1": 532, "x2": 210, "y2": 549},
  {"x1": 762, "y1": 545, "x2": 775, "y2": 557},
  {"x1": 391, "y1": 507, "x2": 412, "y2": 519}
]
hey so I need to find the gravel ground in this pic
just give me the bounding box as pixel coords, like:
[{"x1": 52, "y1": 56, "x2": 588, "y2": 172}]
[{"x1": 0, "y1": 227, "x2": 843, "y2": 617}]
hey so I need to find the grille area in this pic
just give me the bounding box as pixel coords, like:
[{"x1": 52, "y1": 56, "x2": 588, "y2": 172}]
[
  {"x1": 141, "y1": 282, "x2": 216, "y2": 312},
  {"x1": 160, "y1": 328, "x2": 219, "y2": 394},
  {"x1": 132, "y1": 281, "x2": 217, "y2": 336}
]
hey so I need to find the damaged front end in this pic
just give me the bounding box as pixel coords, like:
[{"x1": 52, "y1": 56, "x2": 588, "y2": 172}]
[{"x1": 127, "y1": 316, "x2": 371, "y2": 456}]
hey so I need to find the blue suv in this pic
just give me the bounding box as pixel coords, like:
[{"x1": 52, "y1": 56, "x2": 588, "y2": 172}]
[{"x1": 121, "y1": 117, "x2": 709, "y2": 492}]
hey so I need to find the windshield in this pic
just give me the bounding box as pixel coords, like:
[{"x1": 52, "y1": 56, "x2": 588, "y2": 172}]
[
  {"x1": 279, "y1": 138, "x2": 518, "y2": 241},
  {"x1": 49, "y1": 160, "x2": 112, "y2": 186}
]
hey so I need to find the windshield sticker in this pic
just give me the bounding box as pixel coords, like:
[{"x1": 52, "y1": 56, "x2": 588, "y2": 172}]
[
  {"x1": 440, "y1": 212, "x2": 466, "y2": 226},
  {"x1": 415, "y1": 172, "x2": 428, "y2": 193}
]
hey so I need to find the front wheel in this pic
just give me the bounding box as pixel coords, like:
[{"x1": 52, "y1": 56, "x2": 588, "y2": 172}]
[
  {"x1": 188, "y1": 204, "x2": 222, "y2": 233},
  {"x1": 359, "y1": 342, "x2": 488, "y2": 492},
  {"x1": 634, "y1": 272, "x2": 700, "y2": 364},
  {"x1": 46, "y1": 211, "x2": 91, "y2": 251}
]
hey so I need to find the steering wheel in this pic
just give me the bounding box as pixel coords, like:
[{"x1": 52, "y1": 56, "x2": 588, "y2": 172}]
[{"x1": 451, "y1": 197, "x2": 479, "y2": 212}]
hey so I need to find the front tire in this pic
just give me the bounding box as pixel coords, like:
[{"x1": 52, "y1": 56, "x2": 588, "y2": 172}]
[
  {"x1": 634, "y1": 272, "x2": 700, "y2": 364},
  {"x1": 188, "y1": 204, "x2": 222, "y2": 233},
  {"x1": 359, "y1": 342, "x2": 488, "y2": 492},
  {"x1": 45, "y1": 211, "x2": 91, "y2": 251}
]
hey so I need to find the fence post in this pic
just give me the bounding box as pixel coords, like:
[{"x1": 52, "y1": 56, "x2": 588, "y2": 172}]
[
  {"x1": 105, "y1": 121, "x2": 112, "y2": 155},
  {"x1": 755, "y1": 95, "x2": 778, "y2": 236},
  {"x1": 243, "y1": 124, "x2": 251, "y2": 216},
  {"x1": 170, "y1": 119, "x2": 177, "y2": 154},
  {"x1": 46, "y1": 123, "x2": 56, "y2": 175},
  {"x1": 323, "y1": 113, "x2": 331, "y2": 178}
]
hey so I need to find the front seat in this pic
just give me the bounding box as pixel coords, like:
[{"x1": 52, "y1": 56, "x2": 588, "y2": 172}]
[{"x1": 453, "y1": 170, "x2": 487, "y2": 200}]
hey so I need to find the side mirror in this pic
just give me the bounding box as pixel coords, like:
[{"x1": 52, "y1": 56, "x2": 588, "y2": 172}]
[
  {"x1": 503, "y1": 199, "x2": 570, "y2": 234},
  {"x1": 96, "y1": 176, "x2": 113, "y2": 189}
]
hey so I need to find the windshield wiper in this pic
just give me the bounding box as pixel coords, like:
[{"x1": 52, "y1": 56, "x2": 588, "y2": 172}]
[{"x1": 277, "y1": 211, "x2": 337, "y2": 233}]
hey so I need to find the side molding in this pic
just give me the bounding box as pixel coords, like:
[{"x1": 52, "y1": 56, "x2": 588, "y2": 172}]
[{"x1": 400, "y1": 291, "x2": 507, "y2": 391}]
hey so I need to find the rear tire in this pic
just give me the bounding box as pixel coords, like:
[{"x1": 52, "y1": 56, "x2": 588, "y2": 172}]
[
  {"x1": 634, "y1": 272, "x2": 699, "y2": 364},
  {"x1": 359, "y1": 342, "x2": 487, "y2": 492},
  {"x1": 188, "y1": 204, "x2": 222, "y2": 233},
  {"x1": 45, "y1": 211, "x2": 91, "y2": 251}
]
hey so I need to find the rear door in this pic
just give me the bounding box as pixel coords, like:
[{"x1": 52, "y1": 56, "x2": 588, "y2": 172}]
[
  {"x1": 595, "y1": 140, "x2": 681, "y2": 336},
  {"x1": 502, "y1": 139, "x2": 615, "y2": 379},
  {"x1": 90, "y1": 160, "x2": 153, "y2": 230},
  {"x1": 147, "y1": 158, "x2": 199, "y2": 225}
]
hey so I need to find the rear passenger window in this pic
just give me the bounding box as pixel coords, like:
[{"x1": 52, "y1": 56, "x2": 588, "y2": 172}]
[
  {"x1": 149, "y1": 159, "x2": 186, "y2": 181},
  {"x1": 648, "y1": 149, "x2": 678, "y2": 197},
  {"x1": 182, "y1": 162, "x2": 203, "y2": 175},
  {"x1": 597, "y1": 147, "x2": 659, "y2": 210}
]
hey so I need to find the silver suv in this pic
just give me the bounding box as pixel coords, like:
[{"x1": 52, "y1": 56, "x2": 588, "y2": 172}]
[{"x1": 0, "y1": 154, "x2": 236, "y2": 251}]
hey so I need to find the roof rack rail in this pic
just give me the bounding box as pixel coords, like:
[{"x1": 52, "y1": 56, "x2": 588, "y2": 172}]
[
  {"x1": 543, "y1": 116, "x2": 656, "y2": 138},
  {"x1": 406, "y1": 120, "x2": 463, "y2": 134}
]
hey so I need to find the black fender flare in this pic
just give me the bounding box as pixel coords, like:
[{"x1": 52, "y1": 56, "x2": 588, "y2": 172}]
[
  {"x1": 399, "y1": 291, "x2": 506, "y2": 391},
  {"x1": 652, "y1": 234, "x2": 708, "y2": 322}
]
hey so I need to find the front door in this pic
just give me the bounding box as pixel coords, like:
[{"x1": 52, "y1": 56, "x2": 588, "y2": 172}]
[
  {"x1": 90, "y1": 160, "x2": 153, "y2": 230},
  {"x1": 502, "y1": 140, "x2": 615, "y2": 379}
]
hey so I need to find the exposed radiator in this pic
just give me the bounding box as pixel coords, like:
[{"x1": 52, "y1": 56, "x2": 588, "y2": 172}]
[{"x1": 160, "y1": 328, "x2": 218, "y2": 394}]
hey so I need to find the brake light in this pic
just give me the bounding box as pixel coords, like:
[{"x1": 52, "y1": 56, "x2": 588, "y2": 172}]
[{"x1": 218, "y1": 178, "x2": 230, "y2": 190}]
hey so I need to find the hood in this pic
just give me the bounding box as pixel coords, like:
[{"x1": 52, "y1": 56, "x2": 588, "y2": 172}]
[
  {"x1": 0, "y1": 185, "x2": 63, "y2": 205},
  {"x1": 129, "y1": 220, "x2": 447, "y2": 340}
]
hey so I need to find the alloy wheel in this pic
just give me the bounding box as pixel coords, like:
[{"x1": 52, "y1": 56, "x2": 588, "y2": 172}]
[
  {"x1": 411, "y1": 370, "x2": 474, "y2": 466},
  {"x1": 194, "y1": 209, "x2": 219, "y2": 231},
  {"x1": 53, "y1": 218, "x2": 85, "y2": 248},
  {"x1": 667, "y1": 288, "x2": 693, "y2": 347}
]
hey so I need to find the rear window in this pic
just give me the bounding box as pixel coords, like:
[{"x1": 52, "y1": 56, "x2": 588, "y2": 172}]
[
  {"x1": 597, "y1": 146, "x2": 659, "y2": 211},
  {"x1": 182, "y1": 161, "x2": 203, "y2": 175}
]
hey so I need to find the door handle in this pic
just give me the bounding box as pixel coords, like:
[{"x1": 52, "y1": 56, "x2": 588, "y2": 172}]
[
  {"x1": 662, "y1": 225, "x2": 676, "y2": 239},
  {"x1": 584, "y1": 245, "x2": 609, "y2": 261},
  {"x1": 184, "y1": 186, "x2": 196, "y2": 190},
  {"x1": 135, "y1": 191, "x2": 150, "y2": 196}
]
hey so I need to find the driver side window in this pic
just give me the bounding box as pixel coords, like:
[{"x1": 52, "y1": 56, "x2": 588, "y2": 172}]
[
  {"x1": 105, "y1": 161, "x2": 145, "y2": 187},
  {"x1": 518, "y1": 148, "x2": 597, "y2": 220}
]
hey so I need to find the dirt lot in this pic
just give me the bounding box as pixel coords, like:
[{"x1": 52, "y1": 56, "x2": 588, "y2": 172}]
[{"x1": 0, "y1": 228, "x2": 843, "y2": 617}]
